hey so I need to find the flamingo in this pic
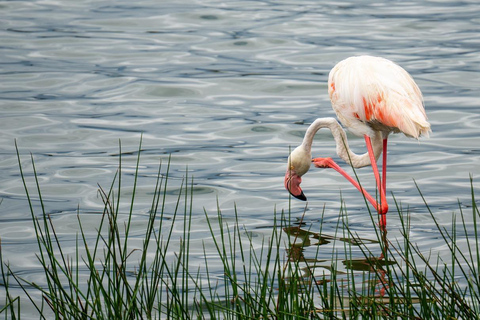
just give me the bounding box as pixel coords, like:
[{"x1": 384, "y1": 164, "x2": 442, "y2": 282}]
[{"x1": 284, "y1": 56, "x2": 431, "y2": 228}]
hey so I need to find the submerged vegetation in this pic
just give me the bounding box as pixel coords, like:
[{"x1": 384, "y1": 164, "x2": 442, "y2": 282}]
[{"x1": 1, "y1": 142, "x2": 479, "y2": 319}]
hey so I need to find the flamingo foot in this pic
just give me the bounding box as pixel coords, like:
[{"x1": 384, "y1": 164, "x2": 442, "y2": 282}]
[{"x1": 312, "y1": 157, "x2": 333, "y2": 168}]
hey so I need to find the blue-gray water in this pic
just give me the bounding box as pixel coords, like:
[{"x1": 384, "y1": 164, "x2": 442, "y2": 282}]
[{"x1": 1, "y1": 0, "x2": 480, "y2": 317}]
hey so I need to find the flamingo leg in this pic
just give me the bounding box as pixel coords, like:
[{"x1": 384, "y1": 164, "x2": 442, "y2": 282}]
[
  {"x1": 382, "y1": 138, "x2": 388, "y2": 192},
  {"x1": 311, "y1": 157, "x2": 380, "y2": 213},
  {"x1": 365, "y1": 135, "x2": 388, "y2": 228}
]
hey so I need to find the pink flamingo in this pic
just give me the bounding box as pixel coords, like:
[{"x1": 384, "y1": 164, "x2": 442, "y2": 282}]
[{"x1": 284, "y1": 56, "x2": 431, "y2": 228}]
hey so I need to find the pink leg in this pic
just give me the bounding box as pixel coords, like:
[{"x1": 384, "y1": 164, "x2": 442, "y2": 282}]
[
  {"x1": 312, "y1": 157, "x2": 380, "y2": 214},
  {"x1": 365, "y1": 135, "x2": 388, "y2": 228},
  {"x1": 382, "y1": 138, "x2": 388, "y2": 192}
]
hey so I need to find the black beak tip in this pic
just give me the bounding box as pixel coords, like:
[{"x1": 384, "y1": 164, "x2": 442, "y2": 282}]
[{"x1": 292, "y1": 191, "x2": 307, "y2": 201}]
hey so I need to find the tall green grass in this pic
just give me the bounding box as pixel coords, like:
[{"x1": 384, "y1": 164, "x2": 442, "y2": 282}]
[{"x1": 1, "y1": 143, "x2": 480, "y2": 319}]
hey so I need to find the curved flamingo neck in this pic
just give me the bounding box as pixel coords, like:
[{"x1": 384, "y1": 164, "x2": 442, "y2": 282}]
[{"x1": 301, "y1": 117, "x2": 383, "y2": 168}]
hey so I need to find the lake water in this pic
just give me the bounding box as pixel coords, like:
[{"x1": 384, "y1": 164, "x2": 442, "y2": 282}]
[{"x1": 1, "y1": 0, "x2": 480, "y2": 317}]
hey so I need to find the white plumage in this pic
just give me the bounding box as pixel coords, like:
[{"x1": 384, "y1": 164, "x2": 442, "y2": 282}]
[{"x1": 328, "y1": 56, "x2": 430, "y2": 138}]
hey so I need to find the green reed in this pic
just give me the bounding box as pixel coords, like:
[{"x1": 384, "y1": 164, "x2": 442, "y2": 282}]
[{"x1": 1, "y1": 143, "x2": 480, "y2": 319}]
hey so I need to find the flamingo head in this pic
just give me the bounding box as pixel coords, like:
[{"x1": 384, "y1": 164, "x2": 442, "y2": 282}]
[{"x1": 284, "y1": 146, "x2": 311, "y2": 201}]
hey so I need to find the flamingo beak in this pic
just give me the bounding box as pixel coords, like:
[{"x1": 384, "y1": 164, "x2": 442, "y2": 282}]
[{"x1": 284, "y1": 169, "x2": 307, "y2": 201}]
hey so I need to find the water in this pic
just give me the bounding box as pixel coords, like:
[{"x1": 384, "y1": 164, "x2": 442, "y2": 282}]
[{"x1": 1, "y1": 0, "x2": 480, "y2": 316}]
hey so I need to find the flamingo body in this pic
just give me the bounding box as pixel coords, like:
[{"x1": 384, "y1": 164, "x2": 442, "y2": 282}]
[
  {"x1": 285, "y1": 55, "x2": 431, "y2": 228},
  {"x1": 328, "y1": 56, "x2": 430, "y2": 139}
]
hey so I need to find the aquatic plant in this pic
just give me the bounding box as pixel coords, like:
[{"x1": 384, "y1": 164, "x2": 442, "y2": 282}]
[{"x1": 1, "y1": 142, "x2": 479, "y2": 319}]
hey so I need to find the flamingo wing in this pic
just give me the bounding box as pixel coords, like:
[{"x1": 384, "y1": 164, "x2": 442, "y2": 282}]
[{"x1": 328, "y1": 56, "x2": 431, "y2": 138}]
